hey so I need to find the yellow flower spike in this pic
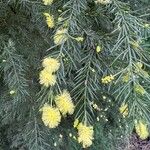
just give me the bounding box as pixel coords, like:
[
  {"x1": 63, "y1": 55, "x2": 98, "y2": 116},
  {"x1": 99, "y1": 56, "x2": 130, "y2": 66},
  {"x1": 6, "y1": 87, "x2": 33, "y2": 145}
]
[
  {"x1": 134, "y1": 84, "x2": 145, "y2": 95},
  {"x1": 119, "y1": 103, "x2": 128, "y2": 117},
  {"x1": 96, "y1": 45, "x2": 101, "y2": 53},
  {"x1": 75, "y1": 37, "x2": 84, "y2": 42},
  {"x1": 40, "y1": 104, "x2": 61, "y2": 128},
  {"x1": 53, "y1": 28, "x2": 68, "y2": 45},
  {"x1": 43, "y1": 13, "x2": 54, "y2": 28},
  {"x1": 122, "y1": 73, "x2": 130, "y2": 83},
  {"x1": 77, "y1": 123, "x2": 94, "y2": 148},
  {"x1": 42, "y1": 0, "x2": 53, "y2": 5},
  {"x1": 101, "y1": 75, "x2": 114, "y2": 84},
  {"x1": 39, "y1": 69, "x2": 57, "y2": 87},
  {"x1": 135, "y1": 120, "x2": 149, "y2": 140},
  {"x1": 110, "y1": 75, "x2": 114, "y2": 80},
  {"x1": 42, "y1": 57, "x2": 60, "y2": 73},
  {"x1": 130, "y1": 41, "x2": 140, "y2": 49},
  {"x1": 55, "y1": 90, "x2": 75, "y2": 116},
  {"x1": 74, "y1": 119, "x2": 79, "y2": 128}
]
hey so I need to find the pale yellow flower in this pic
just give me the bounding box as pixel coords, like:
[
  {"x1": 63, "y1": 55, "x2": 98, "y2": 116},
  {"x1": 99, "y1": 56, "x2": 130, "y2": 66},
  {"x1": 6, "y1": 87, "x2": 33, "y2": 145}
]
[
  {"x1": 135, "y1": 120, "x2": 149, "y2": 140},
  {"x1": 40, "y1": 104, "x2": 61, "y2": 128},
  {"x1": 144, "y1": 24, "x2": 150, "y2": 28},
  {"x1": 77, "y1": 123, "x2": 94, "y2": 148},
  {"x1": 10, "y1": 90, "x2": 15, "y2": 95},
  {"x1": 134, "y1": 84, "x2": 145, "y2": 95},
  {"x1": 119, "y1": 103, "x2": 128, "y2": 117},
  {"x1": 130, "y1": 41, "x2": 140, "y2": 49},
  {"x1": 39, "y1": 69, "x2": 56, "y2": 87},
  {"x1": 73, "y1": 119, "x2": 79, "y2": 128},
  {"x1": 136, "y1": 62, "x2": 143, "y2": 69},
  {"x1": 122, "y1": 73, "x2": 130, "y2": 83},
  {"x1": 102, "y1": 96, "x2": 106, "y2": 100},
  {"x1": 101, "y1": 75, "x2": 114, "y2": 84},
  {"x1": 42, "y1": 57, "x2": 60, "y2": 73},
  {"x1": 43, "y1": 13, "x2": 54, "y2": 28},
  {"x1": 54, "y1": 28, "x2": 68, "y2": 45},
  {"x1": 96, "y1": 45, "x2": 101, "y2": 53},
  {"x1": 55, "y1": 90, "x2": 75, "y2": 115},
  {"x1": 42, "y1": 0, "x2": 53, "y2": 5},
  {"x1": 75, "y1": 37, "x2": 84, "y2": 42},
  {"x1": 69, "y1": 133, "x2": 73, "y2": 137}
]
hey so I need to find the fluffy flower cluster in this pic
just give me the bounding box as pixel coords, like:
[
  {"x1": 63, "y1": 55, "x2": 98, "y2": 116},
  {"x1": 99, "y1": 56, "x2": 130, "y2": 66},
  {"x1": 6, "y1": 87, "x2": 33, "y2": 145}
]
[
  {"x1": 39, "y1": 57, "x2": 60, "y2": 87},
  {"x1": 135, "y1": 120, "x2": 149, "y2": 140},
  {"x1": 101, "y1": 75, "x2": 114, "y2": 84},
  {"x1": 43, "y1": 13, "x2": 54, "y2": 28},
  {"x1": 119, "y1": 103, "x2": 128, "y2": 117},
  {"x1": 42, "y1": 0, "x2": 53, "y2": 5},
  {"x1": 42, "y1": 57, "x2": 60, "y2": 73},
  {"x1": 40, "y1": 104, "x2": 61, "y2": 128},
  {"x1": 77, "y1": 123, "x2": 94, "y2": 148},
  {"x1": 95, "y1": 0, "x2": 112, "y2": 5},
  {"x1": 54, "y1": 28, "x2": 68, "y2": 45},
  {"x1": 39, "y1": 69, "x2": 56, "y2": 87},
  {"x1": 40, "y1": 90, "x2": 74, "y2": 128},
  {"x1": 55, "y1": 90, "x2": 75, "y2": 116}
]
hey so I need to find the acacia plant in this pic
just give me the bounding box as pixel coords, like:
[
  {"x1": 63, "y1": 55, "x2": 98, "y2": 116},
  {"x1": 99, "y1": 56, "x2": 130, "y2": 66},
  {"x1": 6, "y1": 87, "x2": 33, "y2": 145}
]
[{"x1": 0, "y1": 0, "x2": 150, "y2": 149}]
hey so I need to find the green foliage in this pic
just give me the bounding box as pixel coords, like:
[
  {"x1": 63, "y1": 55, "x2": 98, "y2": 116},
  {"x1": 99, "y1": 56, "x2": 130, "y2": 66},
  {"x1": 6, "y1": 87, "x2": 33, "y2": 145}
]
[{"x1": 0, "y1": 0, "x2": 150, "y2": 150}]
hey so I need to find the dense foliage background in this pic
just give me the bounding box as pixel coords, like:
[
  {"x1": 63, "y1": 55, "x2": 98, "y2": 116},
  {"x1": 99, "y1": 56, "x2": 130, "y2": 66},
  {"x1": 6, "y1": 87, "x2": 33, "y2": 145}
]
[{"x1": 0, "y1": 0, "x2": 150, "y2": 149}]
